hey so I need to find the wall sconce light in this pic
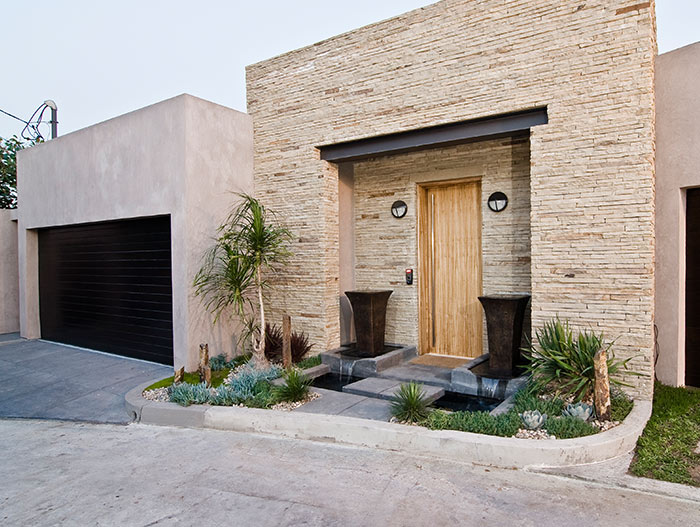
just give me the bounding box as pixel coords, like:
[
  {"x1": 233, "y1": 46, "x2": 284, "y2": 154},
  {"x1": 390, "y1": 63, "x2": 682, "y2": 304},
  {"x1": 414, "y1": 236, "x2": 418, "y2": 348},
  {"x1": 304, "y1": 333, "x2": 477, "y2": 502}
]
[
  {"x1": 487, "y1": 192, "x2": 508, "y2": 212},
  {"x1": 391, "y1": 200, "x2": 408, "y2": 218}
]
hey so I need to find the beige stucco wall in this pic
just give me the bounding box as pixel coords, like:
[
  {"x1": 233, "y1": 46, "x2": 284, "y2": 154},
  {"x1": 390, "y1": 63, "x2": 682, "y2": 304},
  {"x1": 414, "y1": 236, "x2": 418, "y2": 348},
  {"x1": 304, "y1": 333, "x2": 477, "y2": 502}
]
[
  {"x1": 16, "y1": 94, "x2": 253, "y2": 370},
  {"x1": 0, "y1": 210, "x2": 19, "y2": 334},
  {"x1": 655, "y1": 42, "x2": 700, "y2": 386},
  {"x1": 352, "y1": 135, "x2": 531, "y2": 351},
  {"x1": 247, "y1": 0, "x2": 657, "y2": 398}
]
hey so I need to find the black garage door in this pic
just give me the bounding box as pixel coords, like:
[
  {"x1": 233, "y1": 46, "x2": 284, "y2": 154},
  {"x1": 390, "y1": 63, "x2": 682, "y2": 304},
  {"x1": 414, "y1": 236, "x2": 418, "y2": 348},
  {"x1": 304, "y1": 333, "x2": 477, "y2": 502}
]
[
  {"x1": 687, "y1": 190, "x2": 700, "y2": 387},
  {"x1": 39, "y1": 215, "x2": 174, "y2": 365}
]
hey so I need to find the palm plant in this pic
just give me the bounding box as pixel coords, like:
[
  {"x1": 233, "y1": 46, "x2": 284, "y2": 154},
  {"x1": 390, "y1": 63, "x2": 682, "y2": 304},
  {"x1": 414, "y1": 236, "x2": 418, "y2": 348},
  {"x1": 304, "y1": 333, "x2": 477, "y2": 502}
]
[{"x1": 194, "y1": 194, "x2": 291, "y2": 366}]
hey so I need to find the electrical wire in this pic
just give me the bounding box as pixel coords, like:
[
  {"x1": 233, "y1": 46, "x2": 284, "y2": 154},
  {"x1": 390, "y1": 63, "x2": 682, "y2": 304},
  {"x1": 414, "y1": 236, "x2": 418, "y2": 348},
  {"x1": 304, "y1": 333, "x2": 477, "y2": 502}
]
[
  {"x1": 0, "y1": 108, "x2": 29, "y2": 125},
  {"x1": 0, "y1": 103, "x2": 52, "y2": 141}
]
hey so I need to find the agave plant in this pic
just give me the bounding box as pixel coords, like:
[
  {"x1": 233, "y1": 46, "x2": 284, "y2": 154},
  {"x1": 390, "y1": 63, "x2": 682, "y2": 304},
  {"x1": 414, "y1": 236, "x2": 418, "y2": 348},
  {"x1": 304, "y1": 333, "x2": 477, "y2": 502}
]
[
  {"x1": 522, "y1": 318, "x2": 640, "y2": 401},
  {"x1": 562, "y1": 402, "x2": 593, "y2": 421},
  {"x1": 390, "y1": 382, "x2": 431, "y2": 423},
  {"x1": 519, "y1": 410, "x2": 547, "y2": 430}
]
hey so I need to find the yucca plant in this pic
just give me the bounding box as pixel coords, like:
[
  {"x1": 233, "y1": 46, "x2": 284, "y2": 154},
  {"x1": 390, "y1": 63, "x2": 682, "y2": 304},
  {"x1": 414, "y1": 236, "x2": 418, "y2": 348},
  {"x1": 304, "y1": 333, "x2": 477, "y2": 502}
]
[
  {"x1": 523, "y1": 318, "x2": 638, "y2": 401},
  {"x1": 194, "y1": 194, "x2": 291, "y2": 366},
  {"x1": 390, "y1": 382, "x2": 431, "y2": 423},
  {"x1": 273, "y1": 368, "x2": 311, "y2": 402}
]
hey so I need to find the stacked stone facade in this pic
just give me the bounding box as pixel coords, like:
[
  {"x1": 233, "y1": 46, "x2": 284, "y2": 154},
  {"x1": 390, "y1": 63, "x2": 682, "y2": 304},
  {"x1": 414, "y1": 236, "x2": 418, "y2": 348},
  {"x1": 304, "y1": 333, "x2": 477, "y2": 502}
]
[
  {"x1": 247, "y1": 0, "x2": 656, "y2": 398},
  {"x1": 353, "y1": 136, "x2": 531, "y2": 351}
]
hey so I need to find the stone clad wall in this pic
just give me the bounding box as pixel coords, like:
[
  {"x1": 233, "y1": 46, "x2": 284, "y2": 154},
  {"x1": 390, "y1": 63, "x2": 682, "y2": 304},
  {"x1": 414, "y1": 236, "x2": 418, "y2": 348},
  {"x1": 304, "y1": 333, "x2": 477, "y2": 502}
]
[
  {"x1": 352, "y1": 136, "x2": 531, "y2": 350},
  {"x1": 247, "y1": 0, "x2": 656, "y2": 398}
]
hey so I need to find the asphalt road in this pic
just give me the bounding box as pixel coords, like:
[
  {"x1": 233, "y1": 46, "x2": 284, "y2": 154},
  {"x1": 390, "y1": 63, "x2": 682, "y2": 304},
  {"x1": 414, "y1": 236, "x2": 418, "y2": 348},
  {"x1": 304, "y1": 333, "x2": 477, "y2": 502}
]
[{"x1": 2, "y1": 419, "x2": 699, "y2": 526}]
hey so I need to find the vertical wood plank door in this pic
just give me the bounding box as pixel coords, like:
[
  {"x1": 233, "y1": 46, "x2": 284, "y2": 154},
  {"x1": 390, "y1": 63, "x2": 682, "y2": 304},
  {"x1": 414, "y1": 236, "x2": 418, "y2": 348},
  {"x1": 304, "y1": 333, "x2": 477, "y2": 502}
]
[{"x1": 419, "y1": 180, "x2": 482, "y2": 357}]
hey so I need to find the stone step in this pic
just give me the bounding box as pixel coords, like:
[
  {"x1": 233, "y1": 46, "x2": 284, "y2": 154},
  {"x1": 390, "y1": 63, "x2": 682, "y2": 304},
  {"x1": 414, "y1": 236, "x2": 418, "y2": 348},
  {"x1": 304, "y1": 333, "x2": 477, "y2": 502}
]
[{"x1": 342, "y1": 377, "x2": 444, "y2": 403}]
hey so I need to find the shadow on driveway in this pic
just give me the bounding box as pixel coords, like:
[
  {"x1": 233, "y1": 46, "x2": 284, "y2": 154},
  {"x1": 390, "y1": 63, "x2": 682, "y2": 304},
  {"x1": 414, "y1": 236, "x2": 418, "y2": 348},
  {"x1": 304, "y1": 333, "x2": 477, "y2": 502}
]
[{"x1": 0, "y1": 334, "x2": 171, "y2": 424}]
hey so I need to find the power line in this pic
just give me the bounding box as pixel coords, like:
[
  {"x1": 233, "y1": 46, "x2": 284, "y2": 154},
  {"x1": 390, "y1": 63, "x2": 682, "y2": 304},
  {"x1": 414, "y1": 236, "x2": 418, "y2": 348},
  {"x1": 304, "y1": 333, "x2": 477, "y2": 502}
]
[{"x1": 0, "y1": 108, "x2": 29, "y2": 125}]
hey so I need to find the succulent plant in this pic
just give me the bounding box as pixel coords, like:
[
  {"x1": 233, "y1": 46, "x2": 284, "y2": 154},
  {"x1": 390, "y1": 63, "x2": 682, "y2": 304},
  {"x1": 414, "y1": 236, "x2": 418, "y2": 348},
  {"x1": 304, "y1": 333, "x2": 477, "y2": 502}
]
[
  {"x1": 519, "y1": 410, "x2": 547, "y2": 430},
  {"x1": 562, "y1": 402, "x2": 593, "y2": 421}
]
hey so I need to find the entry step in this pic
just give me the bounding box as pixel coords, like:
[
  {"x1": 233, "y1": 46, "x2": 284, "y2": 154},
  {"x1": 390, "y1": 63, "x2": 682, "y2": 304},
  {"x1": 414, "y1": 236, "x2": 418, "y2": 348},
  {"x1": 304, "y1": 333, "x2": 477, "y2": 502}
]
[{"x1": 342, "y1": 377, "x2": 444, "y2": 403}]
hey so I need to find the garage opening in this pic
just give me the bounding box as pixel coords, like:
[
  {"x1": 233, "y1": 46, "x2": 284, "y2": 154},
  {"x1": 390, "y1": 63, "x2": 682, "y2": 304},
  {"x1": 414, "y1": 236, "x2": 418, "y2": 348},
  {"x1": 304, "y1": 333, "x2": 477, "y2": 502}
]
[
  {"x1": 38, "y1": 215, "x2": 174, "y2": 365},
  {"x1": 686, "y1": 189, "x2": 700, "y2": 387}
]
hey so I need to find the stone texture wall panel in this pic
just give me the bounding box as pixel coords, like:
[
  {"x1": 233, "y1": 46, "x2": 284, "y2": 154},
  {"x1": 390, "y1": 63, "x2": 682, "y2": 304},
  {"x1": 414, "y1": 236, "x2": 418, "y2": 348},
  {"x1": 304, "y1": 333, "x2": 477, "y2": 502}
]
[{"x1": 247, "y1": 0, "x2": 656, "y2": 398}]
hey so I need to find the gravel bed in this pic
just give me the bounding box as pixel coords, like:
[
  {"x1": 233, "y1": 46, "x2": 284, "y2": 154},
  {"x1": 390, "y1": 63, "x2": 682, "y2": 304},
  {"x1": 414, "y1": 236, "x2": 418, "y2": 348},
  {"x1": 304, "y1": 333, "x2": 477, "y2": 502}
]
[
  {"x1": 142, "y1": 387, "x2": 169, "y2": 402},
  {"x1": 271, "y1": 391, "x2": 320, "y2": 411},
  {"x1": 514, "y1": 428, "x2": 556, "y2": 440}
]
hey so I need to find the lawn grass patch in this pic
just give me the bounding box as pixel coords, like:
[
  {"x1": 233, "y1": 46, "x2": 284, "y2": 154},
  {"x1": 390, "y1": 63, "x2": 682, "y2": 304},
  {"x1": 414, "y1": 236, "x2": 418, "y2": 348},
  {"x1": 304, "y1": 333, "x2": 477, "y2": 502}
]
[
  {"x1": 630, "y1": 382, "x2": 700, "y2": 487},
  {"x1": 144, "y1": 368, "x2": 230, "y2": 391}
]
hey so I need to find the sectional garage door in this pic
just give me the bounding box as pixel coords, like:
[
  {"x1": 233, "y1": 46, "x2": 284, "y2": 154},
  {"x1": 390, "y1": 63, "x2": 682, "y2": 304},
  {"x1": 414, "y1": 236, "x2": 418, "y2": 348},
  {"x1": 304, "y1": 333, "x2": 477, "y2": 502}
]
[{"x1": 39, "y1": 215, "x2": 174, "y2": 365}]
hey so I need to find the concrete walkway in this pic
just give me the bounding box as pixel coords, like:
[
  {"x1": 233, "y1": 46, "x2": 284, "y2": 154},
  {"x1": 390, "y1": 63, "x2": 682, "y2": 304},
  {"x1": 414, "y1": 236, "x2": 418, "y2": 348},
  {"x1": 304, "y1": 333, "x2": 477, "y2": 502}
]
[
  {"x1": 1, "y1": 419, "x2": 698, "y2": 526},
  {"x1": 0, "y1": 335, "x2": 170, "y2": 423}
]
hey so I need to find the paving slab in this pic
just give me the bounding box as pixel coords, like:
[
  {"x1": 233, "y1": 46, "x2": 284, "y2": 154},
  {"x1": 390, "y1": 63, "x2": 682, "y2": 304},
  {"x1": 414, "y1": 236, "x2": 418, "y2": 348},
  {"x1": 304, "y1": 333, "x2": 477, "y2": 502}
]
[
  {"x1": 377, "y1": 363, "x2": 452, "y2": 388},
  {"x1": 0, "y1": 338, "x2": 170, "y2": 423},
  {"x1": 342, "y1": 377, "x2": 401, "y2": 398},
  {"x1": 293, "y1": 388, "x2": 367, "y2": 415},
  {"x1": 342, "y1": 376, "x2": 444, "y2": 403},
  {"x1": 338, "y1": 398, "x2": 393, "y2": 421}
]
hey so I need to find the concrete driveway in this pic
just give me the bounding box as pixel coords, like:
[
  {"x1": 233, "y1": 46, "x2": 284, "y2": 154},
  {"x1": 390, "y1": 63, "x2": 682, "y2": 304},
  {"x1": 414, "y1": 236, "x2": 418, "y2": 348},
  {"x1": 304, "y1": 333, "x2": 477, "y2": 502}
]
[{"x1": 0, "y1": 334, "x2": 170, "y2": 423}]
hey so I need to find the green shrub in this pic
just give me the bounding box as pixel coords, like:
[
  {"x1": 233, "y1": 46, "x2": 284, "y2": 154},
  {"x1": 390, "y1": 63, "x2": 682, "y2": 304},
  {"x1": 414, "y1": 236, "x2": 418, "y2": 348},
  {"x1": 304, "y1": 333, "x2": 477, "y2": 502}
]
[
  {"x1": 610, "y1": 389, "x2": 634, "y2": 421},
  {"x1": 423, "y1": 410, "x2": 521, "y2": 437},
  {"x1": 169, "y1": 383, "x2": 213, "y2": 407},
  {"x1": 264, "y1": 324, "x2": 314, "y2": 363},
  {"x1": 544, "y1": 416, "x2": 598, "y2": 439},
  {"x1": 296, "y1": 355, "x2": 322, "y2": 370},
  {"x1": 243, "y1": 380, "x2": 279, "y2": 408},
  {"x1": 210, "y1": 353, "x2": 251, "y2": 371},
  {"x1": 273, "y1": 368, "x2": 311, "y2": 403},
  {"x1": 391, "y1": 382, "x2": 431, "y2": 423},
  {"x1": 523, "y1": 318, "x2": 639, "y2": 401},
  {"x1": 226, "y1": 364, "x2": 281, "y2": 400},
  {"x1": 512, "y1": 389, "x2": 565, "y2": 416}
]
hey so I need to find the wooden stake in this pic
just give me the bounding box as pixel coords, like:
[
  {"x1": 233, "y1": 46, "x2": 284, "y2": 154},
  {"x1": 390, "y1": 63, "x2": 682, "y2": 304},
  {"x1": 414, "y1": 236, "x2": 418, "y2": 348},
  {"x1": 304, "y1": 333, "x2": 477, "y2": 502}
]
[
  {"x1": 282, "y1": 315, "x2": 292, "y2": 369},
  {"x1": 593, "y1": 349, "x2": 612, "y2": 421},
  {"x1": 174, "y1": 366, "x2": 185, "y2": 384},
  {"x1": 199, "y1": 343, "x2": 211, "y2": 385}
]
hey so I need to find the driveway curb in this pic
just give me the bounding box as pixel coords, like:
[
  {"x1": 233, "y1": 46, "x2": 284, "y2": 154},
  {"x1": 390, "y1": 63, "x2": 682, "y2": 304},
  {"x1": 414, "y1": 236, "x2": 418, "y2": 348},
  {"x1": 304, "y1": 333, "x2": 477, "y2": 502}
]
[{"x1": 125, "y1": 384, "x2": 652, "y2": 469}]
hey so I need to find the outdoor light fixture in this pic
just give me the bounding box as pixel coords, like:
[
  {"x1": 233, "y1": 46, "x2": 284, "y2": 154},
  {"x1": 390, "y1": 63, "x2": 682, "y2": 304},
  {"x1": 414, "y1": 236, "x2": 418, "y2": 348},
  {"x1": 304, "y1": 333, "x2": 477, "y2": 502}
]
[
  {"x1": 391, "y1": 200, "x2": 408, "y2": 218},
  {"x1": 487, "y1": 192, "x2": 508, "y2": 212}
]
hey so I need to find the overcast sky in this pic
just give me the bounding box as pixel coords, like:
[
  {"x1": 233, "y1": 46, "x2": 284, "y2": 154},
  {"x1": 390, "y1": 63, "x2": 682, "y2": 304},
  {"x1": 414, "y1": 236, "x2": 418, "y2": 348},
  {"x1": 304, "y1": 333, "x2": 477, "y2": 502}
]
[{"x1": 1, "y1": 1, "x2": 697, "y2": 139}]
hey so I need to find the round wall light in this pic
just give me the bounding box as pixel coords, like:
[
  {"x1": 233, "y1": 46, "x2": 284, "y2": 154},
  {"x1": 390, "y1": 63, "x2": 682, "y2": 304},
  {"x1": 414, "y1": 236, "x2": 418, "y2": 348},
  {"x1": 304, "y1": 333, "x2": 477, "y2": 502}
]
[
  {"x1": 391, "y1": 200, "x2": 408, "y2": 218},
  {"x1": 487, "y1": 192, "x2": 508, "y2": 212}
]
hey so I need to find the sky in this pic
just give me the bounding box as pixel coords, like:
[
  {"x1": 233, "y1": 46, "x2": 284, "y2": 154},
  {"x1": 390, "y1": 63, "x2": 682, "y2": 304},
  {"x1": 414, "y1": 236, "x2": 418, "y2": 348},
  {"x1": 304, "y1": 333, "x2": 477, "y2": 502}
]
[{"x1": 1, "y1": 0, "x2": 698, "y2": 139}]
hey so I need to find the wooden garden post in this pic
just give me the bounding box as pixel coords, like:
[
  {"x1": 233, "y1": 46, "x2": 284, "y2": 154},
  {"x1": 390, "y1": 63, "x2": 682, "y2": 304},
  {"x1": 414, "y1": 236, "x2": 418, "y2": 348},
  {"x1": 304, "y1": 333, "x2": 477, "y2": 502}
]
[
  {"x1": 199, "y1": 343, "x2": 212, "y2": 386},
  {"x1": 282, "y1": 315, "x2": 292, "y2": 369},
  {"x1": 593, "y1": 348, "x2": 611, "y2": 421}
]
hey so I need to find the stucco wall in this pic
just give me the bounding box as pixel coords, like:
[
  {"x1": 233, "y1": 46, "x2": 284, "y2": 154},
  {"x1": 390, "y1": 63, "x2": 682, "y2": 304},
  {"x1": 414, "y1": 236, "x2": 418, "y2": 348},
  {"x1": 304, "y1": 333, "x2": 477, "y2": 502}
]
[
  {"x1": 17, "y1": 94, "x2": 253, "y2": 370},
  {"x1": 352, "y1": 135, "x2": 531, "y2": 351},
  {"x1": 655, "y1": 42, "x2": 700, "y2": 386},
  {"x1": 0, "y1": 210, "x2": 19, "y2": 334}
]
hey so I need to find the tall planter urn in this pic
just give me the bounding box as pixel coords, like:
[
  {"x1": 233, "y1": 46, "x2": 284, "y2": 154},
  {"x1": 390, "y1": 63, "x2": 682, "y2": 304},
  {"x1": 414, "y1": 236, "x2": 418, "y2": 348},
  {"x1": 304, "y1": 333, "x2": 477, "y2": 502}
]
[
  {"x1": 345, "y1": 290, "x2": 393, "y2": 358},
  {"x1": 478, "y1": 294, "x2": 531, "y2": 378}
]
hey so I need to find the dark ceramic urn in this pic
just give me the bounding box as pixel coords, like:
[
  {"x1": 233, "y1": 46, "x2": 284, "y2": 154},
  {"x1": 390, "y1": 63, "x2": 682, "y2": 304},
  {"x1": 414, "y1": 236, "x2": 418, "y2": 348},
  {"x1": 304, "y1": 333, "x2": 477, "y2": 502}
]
[
  {"x1": 344, "y1": 290, "x2": 393, "y2": 358},
  {"x1": 478, "y1": 294, "x2": 531, "y2": 377}
]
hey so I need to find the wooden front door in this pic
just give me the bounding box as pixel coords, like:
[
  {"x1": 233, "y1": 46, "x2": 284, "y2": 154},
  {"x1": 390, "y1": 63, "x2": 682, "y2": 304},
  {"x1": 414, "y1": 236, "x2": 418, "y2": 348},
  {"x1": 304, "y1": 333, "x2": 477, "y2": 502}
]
[{"x1": 418, "y1": 180, "x2": 482, "y2": 357}]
